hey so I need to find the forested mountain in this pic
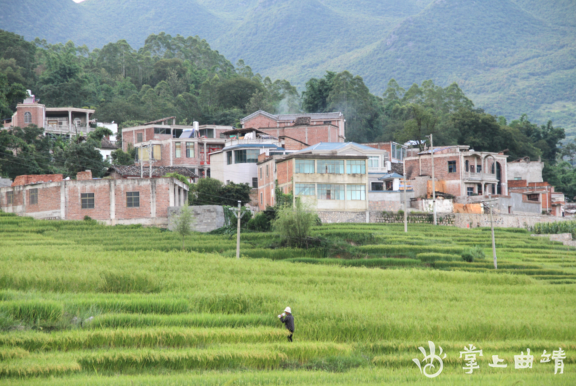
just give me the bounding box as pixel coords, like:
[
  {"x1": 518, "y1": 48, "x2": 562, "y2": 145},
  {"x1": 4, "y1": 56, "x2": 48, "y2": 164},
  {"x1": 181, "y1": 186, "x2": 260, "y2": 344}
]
[{"x1": 0, "y1": 0, "x2": 575, "y2": 132}]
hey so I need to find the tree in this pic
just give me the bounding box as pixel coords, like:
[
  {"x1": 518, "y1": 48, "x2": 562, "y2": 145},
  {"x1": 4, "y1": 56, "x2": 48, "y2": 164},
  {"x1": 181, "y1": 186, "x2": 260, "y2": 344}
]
[
  {"x1": 173, "y1": 204, "x2": 195, "y2": 250},
  {"x1": 220, "y1": 182, "x2": 252, "y2": 206},
  {"x1": 53, "y1": 137, "x2": 109, "y2": 178},
  {"x1": 189, "y1": 177, "x2": 223, "y2": 205},
  {"x1": 395, "y1": 104, "x2": 439, "y2": 150},
  {"x1": 0, "y1": 125, "x2": 55, "y2": 179},
  {"x1": 111, "y1": 145, "x2": 136, "y2": 165},
  {"x1": 272, "y1": 199, "x2": 317, "y2": 247}
]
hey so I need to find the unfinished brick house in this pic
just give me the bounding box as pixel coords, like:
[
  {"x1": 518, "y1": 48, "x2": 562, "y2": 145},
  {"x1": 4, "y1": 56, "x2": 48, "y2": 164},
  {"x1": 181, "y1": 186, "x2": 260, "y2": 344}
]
[
  {"x1": 240, "y1": 110, "x2": 346, "y2": 143},
  {"x1": 121, "y1": 118, "x2": 232, "y2": 179},
  {"x1": 508, "y1": 180, "x2": 565, "y2": 216},
  {"x1": 404, "y1": 145, "x2": 508, "y2": 197},
  {"x1": 0, "y1": 171, "x2": 189, "y2": 226}
]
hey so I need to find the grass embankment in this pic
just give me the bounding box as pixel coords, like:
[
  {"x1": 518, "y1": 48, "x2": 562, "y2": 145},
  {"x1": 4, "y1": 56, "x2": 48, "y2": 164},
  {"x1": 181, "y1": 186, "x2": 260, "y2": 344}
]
[{"x1": 0, "y1": 212, "x2": 574, "y2": 384}]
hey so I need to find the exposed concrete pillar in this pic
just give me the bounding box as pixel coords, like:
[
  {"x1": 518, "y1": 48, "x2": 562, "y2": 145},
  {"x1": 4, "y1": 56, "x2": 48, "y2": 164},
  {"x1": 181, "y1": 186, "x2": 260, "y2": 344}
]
[
  {"x1": 68, "y1": 110, "x2": 72, "y2": 134},
  {"x1": 60, "y1": 182, "x2": 66, "y2": 219},
  {"x1": 203, "y1": 142, "x2": 207, "y2": 165},
  {"x1": 169, "y1": 180, "x2": 174, "y2": 207},
  {"x1": 150, "y1": 180, "x2": 157, "y2": 218},
  {"x1": 110, "y1": 180, "x2": 116, "y2": 225}
]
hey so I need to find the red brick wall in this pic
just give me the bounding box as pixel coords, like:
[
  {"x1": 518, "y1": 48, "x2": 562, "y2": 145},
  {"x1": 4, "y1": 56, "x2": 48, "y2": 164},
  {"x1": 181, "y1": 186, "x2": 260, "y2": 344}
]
[
  {"x1": 66, "y1": 182, "x2": 111, "y2": 220},
  {"x1": 15, "y1": 104, "x2": 44, "y2": 128},
  {"x1": 13, "y1": 174, "x2": 63, "y2": 186},
  {"x1": 257, "y1": 158, "x2": 276, "y2": 210},
  {"x1": 114, "y1": 181, "x2": 152, "y2": 220},
  {"x1": 508, "y1": 180, "x2": 528, "y2": 188},
  {"x1": 76, "y1": 171, "x2": 93, "y2": 180},
  {"x1": 154, "y1": 181, "x2": 171, "y2": 218},
  {"x1": 276, "y1": 159, "x2": 293, "y2": 186},
  {"x1": 25, "y1": 186, "x2": 61, "y2": 214},
  {"x1": 243, "y1": 115, "x2": 278, "y2": 129},
  {"x1": 283, "y1": 137, "x2": 309, "y2": 150},
  {"x1": 405, "y1": 156, "x2": 462, "y2": 181},
  {"x1": 259, "y1": 125, "x2": 340, "y2": 146}
]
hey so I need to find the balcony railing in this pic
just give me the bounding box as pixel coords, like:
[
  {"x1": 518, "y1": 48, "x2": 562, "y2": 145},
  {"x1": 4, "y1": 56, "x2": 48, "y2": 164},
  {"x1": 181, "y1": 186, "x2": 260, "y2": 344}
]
[
  {"x1": 44, "y1": 120, "x2": 94, "y2": 135},
  {"x1": 463, "y1": 172, "x2": 498, "y2": 181},
  {"x1": 225, "y1": 137, "x2": 280, "y2": 147}
]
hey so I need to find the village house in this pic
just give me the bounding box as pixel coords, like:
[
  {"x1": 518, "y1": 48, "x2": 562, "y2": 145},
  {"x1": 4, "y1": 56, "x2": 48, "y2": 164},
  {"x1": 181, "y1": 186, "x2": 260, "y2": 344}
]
[
  {"x1": 404, "y1": 145, "x2": 508, "y2": 197},
  {"x1": 0, "y1": 170, "x2": 189, "y2": 226},
  {"x1": 241, "y1": 110, "x2": 346, "y2": 143},
  {"x1": 121, "y1": 118, "x2": 231, "y2": 179},
  {"x1": 4, "y1": 91, "x2": 95, "y2": 137}
]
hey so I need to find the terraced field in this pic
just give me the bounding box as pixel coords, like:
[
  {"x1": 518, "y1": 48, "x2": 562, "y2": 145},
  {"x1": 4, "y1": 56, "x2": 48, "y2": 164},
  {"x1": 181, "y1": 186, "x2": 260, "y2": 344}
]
[{"x1": 0, "y1": 212, "x2": 574, "y2": 385}]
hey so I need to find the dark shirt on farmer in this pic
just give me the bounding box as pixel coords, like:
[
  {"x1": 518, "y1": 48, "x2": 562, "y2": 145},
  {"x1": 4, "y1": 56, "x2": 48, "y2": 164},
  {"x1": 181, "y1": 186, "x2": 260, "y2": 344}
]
[{"x1": 280, "y1": 314, "x2": 294, "y2": 332}]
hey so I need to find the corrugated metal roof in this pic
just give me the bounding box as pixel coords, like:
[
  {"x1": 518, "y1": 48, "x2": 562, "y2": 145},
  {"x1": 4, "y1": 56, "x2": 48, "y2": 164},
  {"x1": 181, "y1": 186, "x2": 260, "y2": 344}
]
[{"x1": 379, "y1": 173, "x2": 404, "y2": 180}]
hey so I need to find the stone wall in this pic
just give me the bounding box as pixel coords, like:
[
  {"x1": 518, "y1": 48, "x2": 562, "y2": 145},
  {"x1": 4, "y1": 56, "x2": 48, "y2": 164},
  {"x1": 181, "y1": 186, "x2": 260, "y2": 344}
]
[
  {"x1": 318, "y1": 211, "x2": 368, "y2": 224},
  {"x1": 453, "y1": 213, "x2": 570, "y2": 229},
  {"x1": 168, "y1": 205, "x2": 225, "y2": 232},
  {"x1": 369, "y1": 212, "x2": 455, "y2": 225}
]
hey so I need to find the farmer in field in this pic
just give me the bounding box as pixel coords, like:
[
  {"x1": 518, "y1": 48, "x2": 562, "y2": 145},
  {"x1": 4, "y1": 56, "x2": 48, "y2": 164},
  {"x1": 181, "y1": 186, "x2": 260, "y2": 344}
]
[{"x1": 278, "y1": 306, "x2": 294, "y2": 342}]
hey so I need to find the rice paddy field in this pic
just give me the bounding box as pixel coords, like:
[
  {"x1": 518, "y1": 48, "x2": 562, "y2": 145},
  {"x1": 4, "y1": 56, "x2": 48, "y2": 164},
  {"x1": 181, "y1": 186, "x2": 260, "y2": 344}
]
[{"x1": 0, "y1": 212, "x2": 575, "y2": 385}]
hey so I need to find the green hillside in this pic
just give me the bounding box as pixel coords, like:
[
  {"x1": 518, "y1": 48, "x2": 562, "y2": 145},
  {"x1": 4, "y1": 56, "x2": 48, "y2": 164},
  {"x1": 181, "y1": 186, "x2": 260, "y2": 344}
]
[{"x1": 0, "y1": 0, "x2": 575, "y2": 131}]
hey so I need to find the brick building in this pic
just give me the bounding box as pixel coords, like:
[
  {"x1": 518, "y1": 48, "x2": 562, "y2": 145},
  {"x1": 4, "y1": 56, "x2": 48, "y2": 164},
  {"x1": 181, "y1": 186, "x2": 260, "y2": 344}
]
[
  {"x1": 122, "y1": 119, "x2": 232, "y2": 179},
  {"x1": 4, "y1": 91, "x2": 95, "y2": 136},
  {"x1": 0, "y1": 171, "x2": 188, "y2": 226},
  {"x1": 508, "y1": 180, "x2": 565, "y2": 216},
  {"x1": 241, "y1": 110, "x2": 346, "y2": 142},
  {"x1": 404, "y1": 146, "x2": 508, "y2": 197}
]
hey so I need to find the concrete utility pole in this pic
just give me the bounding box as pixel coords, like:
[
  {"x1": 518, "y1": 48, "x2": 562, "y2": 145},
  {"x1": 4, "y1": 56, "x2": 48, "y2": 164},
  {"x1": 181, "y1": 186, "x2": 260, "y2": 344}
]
[
  {"x1": 483, "y1": 196, "x2": 498, "y2": 269},
  {"x1": 428, "y1": 134, "x2": 437, "y2": 225},
  {"x1": 403, "y1": 176, "x2": 408, "y2": 233},
  {"x1": 229, "y1": 201, "x2": 247, "y2": 259},
  {"x1": 148, "y1": 142, "x2": 154, "y2": 179}
]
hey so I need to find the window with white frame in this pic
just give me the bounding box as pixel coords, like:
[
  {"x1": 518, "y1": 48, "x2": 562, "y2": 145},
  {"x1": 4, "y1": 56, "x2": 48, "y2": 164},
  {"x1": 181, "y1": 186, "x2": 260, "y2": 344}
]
[
  {"x1": 368, "y1": 156, "x2": 380, "y2": 169},
  {"x1": 346, "y1": 184, "x2": 366, "y2": 200},
  {"x1": 317, "y1": 160, "x2": 344, "y2": 174},
  {"x1": 295, "y1": 183, "x2": 315, "y2": 196},
  {"x1": 295, "y1": 159, "x2": 315, "y2": 174},
  {"x1": 371, "y1": 182, "x2": 384, "y2": 191},
  {"x1": 175, "y1": 142, "x2": 181, "y2": 158},
  {"x1": 346, "y1": 160, "x2": 366, "y2": 174},
  {"x1": 317, "y1": 184, "x2": 344, "y2": 200},
  {"x1": 24, "y1": 112, "x2": 32, "y2": 124}
]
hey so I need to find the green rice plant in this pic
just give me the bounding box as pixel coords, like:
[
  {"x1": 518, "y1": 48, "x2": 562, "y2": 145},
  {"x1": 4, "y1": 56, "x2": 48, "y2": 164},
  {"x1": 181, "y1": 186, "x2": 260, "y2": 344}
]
[
  {"x1": 67, "y1": 298, "x2": 190, "y2": 315},
  {"x1": 0, "y1": 347, "x2": 29, "y2": 360},
  {"x1": 0, "y1": 301, "x2": 63, "y2": 324},
  {"x1": 98, "y1": 271, "x2": 161, "y2": 294},
  {"x1": 0, "y1": 327, "x2": 287, "y2": 351},
  {"x1": 358, "y1": 245, "x2": 465, "y2": 257},
  {"x1": 285, "y1": 258, "x2": 421, "y2": 268},
  {"x1": 416, "y1": 253, "x2": 460, "y2": 262},
  {"x1": 88, "y1": 313, "x2": 276, "y2": 329}
]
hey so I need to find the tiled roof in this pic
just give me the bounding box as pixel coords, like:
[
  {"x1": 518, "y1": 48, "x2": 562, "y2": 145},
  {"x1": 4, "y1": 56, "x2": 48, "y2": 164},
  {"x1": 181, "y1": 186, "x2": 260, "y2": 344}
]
[
  {"x1": 106, "y1": 166, "x2": 198, "y2": 178},
  {"x1": 240, "y1": 110, "x2": 343, "y2": 123},
  {"x1": 99, "y1": 138, "x2": 118, "y2": 150}
]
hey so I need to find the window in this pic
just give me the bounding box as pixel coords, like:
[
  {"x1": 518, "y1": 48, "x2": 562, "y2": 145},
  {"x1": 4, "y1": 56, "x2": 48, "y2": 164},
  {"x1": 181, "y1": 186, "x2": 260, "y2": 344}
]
[
  {"x1": 137, "y1": 133, "x2": 143, "y2": 143},
  {"x1": 138, "y1": 147, "x2": 150, "y2": 161},
  {"x1": 199, "y1": 128, "x2": 214, "y2": 138},
  {"x1": 259, "y1": 167, "x2": 262, "y2": 179},
  {"x1": 527, "y1": 194, "x2": 539, "y2": 202},
  {"x1": 347, "y1": 160, "x2": 366, "y2": 174},
  {"x1": 368, "y1": 156, "x2": 380, "y2": 169},
  {"x1": 29, "y1": 189, "x2": 38, "y2": 205},
  {"x1": 260, "y1": 193, "x2": 263, "y2": 204},
  {"x1": 153, "y1": 145, "x2": 162, "y2": 160},
  {"x1": 448, "y1": 161, "x2": 457, "y2": 173},
  {"x1": 386, "y1": 181, "x2": 393, "y2": 191},
  {"x1": 514, "y1": 177, "x2": 522, "y2": 180},
  {"x1": 465, "y1": 160, "x2": 469, "y2": 172},
  {"x1": 24, "y1": 112, "x2": 32, "y2": 124},
  {"x1": 266, "y1": 165, "x2": 269, "y2": 177},
  {"x1": 476, "y1": 165, "x2": 482, "y2": 173},
  {"x1": 323, "y1": 121, "x2": 332, "y2": 124},
  {"x1": 317, "y1": 184, "x2": 344, "y2": 200},
  {"x1": 346, "y1": 185, "x2": 366, "y2": 201},
  {"x1": 175, "y1": 142, "x2": 181, "y2": 158},
  {"x1": 81, "y1": 193, "x2": 94, "y2": 209},
  {"x1": 6, "y1": 192, "x2": 13, "y2": 205},
  {"x1": 371, "y1": 182, "x2": 384, "y2": 191},
  {"x1": 227, "y1": 151, "x2": 233, "y2": 165},
  {"x1": 467, "y1": 187, "x2": 474, "y2": 196},
  {"x1": 295, "y1": 183, "x2": 315, "y2": 196},
  {"x1": 154, "y1": 128, "x2": 171, "y2": 135},
  {"x1": 234, "y1": 149, "x2": 259, "y2": 164},
  {"x1": 317, "y1": 160, "x2": 344, "y2": 174},
  {"x1": 295, "y1": 159, "x2": 314, "y2": 174},
  {"x1": 126, "y1": 192, "x2": 140, "y2": 208},
  {"x1": 186, "y1": 143, "x2": 194, "y2": 158},
  {"x1": 252, "y1": 177, "x2": 258, "y2": 188}
]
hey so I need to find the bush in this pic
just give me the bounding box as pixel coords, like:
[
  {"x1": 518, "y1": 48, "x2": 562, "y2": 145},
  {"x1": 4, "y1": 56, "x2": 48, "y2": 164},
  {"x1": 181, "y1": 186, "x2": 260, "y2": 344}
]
[
  {"x1": 416, "y1": 252, "x2": 459, "y2": 263},
  {"x1": 461, "y1": 246, "x2": 486, "y2": 263},
  {"x1": 272, "y1": 200, "x2": 317, "y2": 247},
  {"x1": 246, "y1": 207, "x2": 276, "y2": 232}
]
